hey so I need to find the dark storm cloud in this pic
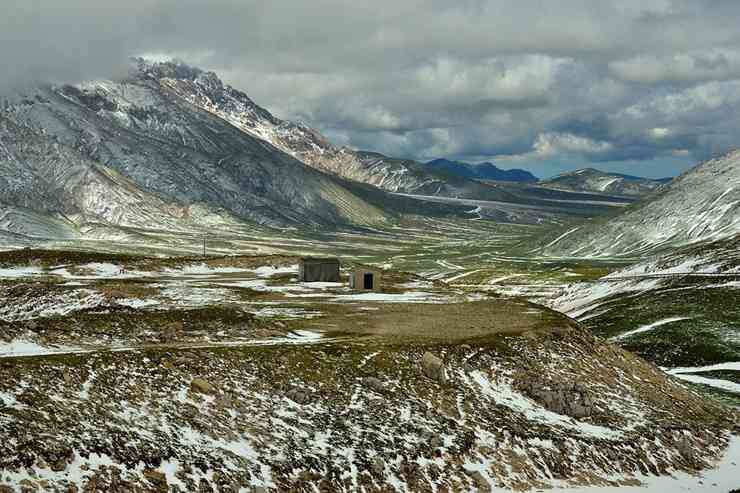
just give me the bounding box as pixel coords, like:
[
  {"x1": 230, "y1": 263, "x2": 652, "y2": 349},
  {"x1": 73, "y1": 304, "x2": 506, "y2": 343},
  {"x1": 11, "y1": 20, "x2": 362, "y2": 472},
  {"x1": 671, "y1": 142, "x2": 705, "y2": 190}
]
[{"x1": 3, "y1": 0, "x2": 740, "y2": 176}]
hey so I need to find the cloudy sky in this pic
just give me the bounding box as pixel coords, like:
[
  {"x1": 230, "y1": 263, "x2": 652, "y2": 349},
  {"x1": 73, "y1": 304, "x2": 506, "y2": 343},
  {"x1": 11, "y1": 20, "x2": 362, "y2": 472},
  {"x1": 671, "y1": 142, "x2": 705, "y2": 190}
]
[{"x1": 3, "y1": 1, "x2": 740, "y2": 178}]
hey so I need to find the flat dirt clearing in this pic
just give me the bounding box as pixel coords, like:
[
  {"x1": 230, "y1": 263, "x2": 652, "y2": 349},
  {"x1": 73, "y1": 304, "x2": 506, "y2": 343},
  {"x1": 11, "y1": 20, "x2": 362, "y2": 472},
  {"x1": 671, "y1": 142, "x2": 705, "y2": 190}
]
[{"x1": 295, "y1": 299, "x2": 568, "y2": 341}]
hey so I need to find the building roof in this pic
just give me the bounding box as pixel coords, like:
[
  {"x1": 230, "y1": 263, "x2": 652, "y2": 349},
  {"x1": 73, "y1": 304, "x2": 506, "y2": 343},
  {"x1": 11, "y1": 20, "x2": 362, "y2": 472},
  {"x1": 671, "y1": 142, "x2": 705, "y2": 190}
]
[{"x1": 300, "y1": 257, "x2": 340, "y2": 264}]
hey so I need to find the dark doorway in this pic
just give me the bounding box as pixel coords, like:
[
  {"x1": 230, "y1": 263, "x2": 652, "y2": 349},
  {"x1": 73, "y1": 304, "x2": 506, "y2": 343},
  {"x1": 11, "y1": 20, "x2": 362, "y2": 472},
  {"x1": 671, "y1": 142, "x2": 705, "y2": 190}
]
[{"x1": 363, "y1": 273, "x2": 374, "y2": 290}]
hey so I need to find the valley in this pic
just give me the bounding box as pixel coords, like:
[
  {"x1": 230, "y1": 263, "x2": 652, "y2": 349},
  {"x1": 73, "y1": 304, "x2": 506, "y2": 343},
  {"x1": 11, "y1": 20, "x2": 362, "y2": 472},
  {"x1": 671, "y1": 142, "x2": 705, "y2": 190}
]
[
  {"x1": 1, "y1": 212, "x2": 739, "y2": 491},
  {"x1": 1, "y1": 59, "x2": 739, "y2": 492},
  {"x1": 0, "y1": 232, "x2": 735, "y2": 491}
]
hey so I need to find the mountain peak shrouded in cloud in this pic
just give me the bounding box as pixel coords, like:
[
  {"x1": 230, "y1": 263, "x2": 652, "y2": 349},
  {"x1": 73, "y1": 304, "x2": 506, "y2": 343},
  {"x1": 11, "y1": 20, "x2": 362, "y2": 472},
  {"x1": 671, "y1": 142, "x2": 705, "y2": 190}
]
[{"x1": 2, "y1": 1, "x2": 740, "y2": 177}]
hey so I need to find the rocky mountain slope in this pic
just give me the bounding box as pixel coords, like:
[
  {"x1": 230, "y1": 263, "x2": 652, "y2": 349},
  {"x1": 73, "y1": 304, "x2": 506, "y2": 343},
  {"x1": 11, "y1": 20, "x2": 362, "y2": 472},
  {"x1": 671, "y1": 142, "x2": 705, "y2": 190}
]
[
  {"x1": 0, "y1": 63, "x2": 478, "y2": 242},
  {"x1": 144, "y1": 60, "x2": 605, "y2": 209},
  {"x1": 0, "y1": 59, "x2": 643, "y2": 244},
  {"x1": 426, "y1": 158, "x2": 538, "y2": 183},
  {"x1": 540, "y1": 151, "x2": 740, "y2": 257},
  {"x1": 146, "y1": 60, "x2": 496, "y2": 198},
  {"x1": 544, "y1": 235, "x2": 740, "y2": 407},
  {"x1": 539, "y1": 168, "x2": 669, "y2": 197},
  {"x1": 0, "y1": 114, "x2": 221, "y2": 240}
]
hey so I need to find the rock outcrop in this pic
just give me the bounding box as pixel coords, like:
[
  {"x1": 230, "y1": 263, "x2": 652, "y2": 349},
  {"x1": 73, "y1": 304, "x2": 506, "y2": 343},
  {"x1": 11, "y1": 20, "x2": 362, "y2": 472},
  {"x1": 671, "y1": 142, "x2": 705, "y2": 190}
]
[{"x1": 520, "y1": 379, "x2": 595, "y2": 418}]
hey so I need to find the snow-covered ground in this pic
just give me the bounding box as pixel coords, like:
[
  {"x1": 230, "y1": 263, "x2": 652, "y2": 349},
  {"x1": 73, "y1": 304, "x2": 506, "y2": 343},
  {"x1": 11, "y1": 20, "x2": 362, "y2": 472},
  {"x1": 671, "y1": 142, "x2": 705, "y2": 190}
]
[
  {"x1": 611, "y1": 317, "x2": 692, "y2": 341},
  {"x1": 548, "y1": 277, "x2": 662, "y2": 318},
  {"x1": 523, "y1": 435, "x2": 739, "y2": 492},
  {"x1": 0, "y1": 340, "x2": 85, "y2": 359},
  {"x1": 664, "y1": 362, "x2": 740, "y2": 395}
]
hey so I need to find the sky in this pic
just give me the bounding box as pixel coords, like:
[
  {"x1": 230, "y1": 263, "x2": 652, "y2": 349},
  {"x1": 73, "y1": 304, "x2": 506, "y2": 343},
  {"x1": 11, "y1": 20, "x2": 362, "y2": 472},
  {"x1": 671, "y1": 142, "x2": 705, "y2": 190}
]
[{"x1": 3, "y1": 1, "x2": 740, "y2": 178}]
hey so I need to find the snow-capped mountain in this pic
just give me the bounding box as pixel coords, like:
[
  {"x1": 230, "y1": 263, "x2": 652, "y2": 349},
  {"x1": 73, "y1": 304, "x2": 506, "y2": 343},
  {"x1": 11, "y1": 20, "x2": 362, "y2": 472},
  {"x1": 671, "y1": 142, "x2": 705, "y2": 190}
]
[
  {"x1": 141, "y1": 60, "x2": 542, "y2": 201},
  {"x1": 148, "y1": 61, "x2": 438, "y2": 194},
  {"x1": 0, "y1": 114, "x2": 210, "y2": 240},
  {"x1": 539, "y1": 168, "x2": 669, "y2": 197},
  {"x1": 541, "y1": 151, "x2": 740, "y2": 257},
  {"x1": 1, "y1": 61, "x2": 480, "y2": 241}
]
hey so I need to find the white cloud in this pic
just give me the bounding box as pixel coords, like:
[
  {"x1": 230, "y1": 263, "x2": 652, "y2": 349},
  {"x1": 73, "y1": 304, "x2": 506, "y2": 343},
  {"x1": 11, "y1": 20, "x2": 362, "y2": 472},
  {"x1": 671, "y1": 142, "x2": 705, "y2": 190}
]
[
  {"x1": 413, "y1": 55, "x2": 572, "y2": 104},
  {"x1": 532, "y1": 133, "x2": 613, "y2": 158},
  {"x1": 647, "y1": 127, "x2": 672, "y2": 139},
  {"x1": 622, "y1": 80, "x2": 740, "y2": 120}
]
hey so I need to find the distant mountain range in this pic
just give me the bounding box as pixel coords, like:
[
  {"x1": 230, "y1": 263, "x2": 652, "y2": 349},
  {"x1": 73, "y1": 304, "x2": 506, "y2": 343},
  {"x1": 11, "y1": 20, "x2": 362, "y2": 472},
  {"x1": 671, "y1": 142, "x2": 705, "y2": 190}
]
[
  {"x1": 541, "y1": 151, "x2": 740, "y2": 257},
  {"x1": 425, "y1": 158, "x2": 538, "y2": 183},
  {"x1": 538, "y1": 168, "x2": 670, "y2": 196}
]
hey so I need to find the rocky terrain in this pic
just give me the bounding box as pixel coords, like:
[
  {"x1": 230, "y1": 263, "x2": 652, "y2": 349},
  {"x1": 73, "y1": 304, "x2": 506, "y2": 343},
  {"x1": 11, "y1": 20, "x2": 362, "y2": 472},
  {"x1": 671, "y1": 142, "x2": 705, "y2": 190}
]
[{"x1": 0, "y1": 250, "x2": 737, "y2": 492}]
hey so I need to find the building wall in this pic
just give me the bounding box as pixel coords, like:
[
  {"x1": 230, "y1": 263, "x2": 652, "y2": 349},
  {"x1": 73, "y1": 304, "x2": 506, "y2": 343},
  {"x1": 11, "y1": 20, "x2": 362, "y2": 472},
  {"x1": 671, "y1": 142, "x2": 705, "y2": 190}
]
[
  {"x1": 350, "y1": 269, "x2": 381, "y2": 290},
  {"x1": 300, "y1": 260, "x2": 341, "y2": 282}
]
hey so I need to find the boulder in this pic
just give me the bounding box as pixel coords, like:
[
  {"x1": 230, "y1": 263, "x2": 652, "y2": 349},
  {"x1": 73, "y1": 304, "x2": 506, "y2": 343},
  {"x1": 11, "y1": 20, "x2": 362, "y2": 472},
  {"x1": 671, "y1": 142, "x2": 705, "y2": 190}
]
[
  {"x1": 466, "y1": 470, "x2": 491, "y2": 492},
  {"x1": 520, "y1": 379, "x2": 594, "y2": 419},
  {"x1": 421, "y1": 352, "x2": 446, "y2": 383},
  {"x1": 286, "y1": 388, "x2": 311, "y2": 405},
  {"x1": 143, "y1": 469, "x2": 168, "y2": 489},
  {"x1": 363, "y1": 377, "x2": 386, "y2": 393},
  {"x1": 371, "y1": 456, "x2": 385, "y2": 476},
  {"x1": 190, "y1": 378, "x2": 216, "y2": 395},
  {"x1": 676, "y1": 435, "x2": 695, "y2": 462},
  {"x1": 429, "y1": 435, "x2": 444, "y2": 449}
]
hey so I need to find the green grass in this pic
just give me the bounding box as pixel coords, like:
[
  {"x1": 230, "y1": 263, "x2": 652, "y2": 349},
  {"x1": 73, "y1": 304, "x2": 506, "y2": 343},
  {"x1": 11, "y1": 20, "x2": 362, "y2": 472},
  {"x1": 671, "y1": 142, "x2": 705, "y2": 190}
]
[
  {"x1": 679, "y1": 380, "x2": 740, "y2": 408},
  {"x1": 580, "y1": 282, "x2": 740, "y2": 367}
]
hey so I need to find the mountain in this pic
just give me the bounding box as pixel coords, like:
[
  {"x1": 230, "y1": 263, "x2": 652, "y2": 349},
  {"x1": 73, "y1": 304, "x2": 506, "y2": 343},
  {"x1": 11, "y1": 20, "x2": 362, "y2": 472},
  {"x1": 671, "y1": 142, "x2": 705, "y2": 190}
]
[
  {"x1": 147, "y1": 60, "x2": 579, "y2": 205},
  {"x1": 539, "y1": 168, "x2": 669, "y2": 196},
  {"x1": 146, "y1": 60, "x2": 515, "y2": 199},
  {"x1": 426, "y1": 158, "x2": 538, "y2": 182},
  {"x1": 0, "y1": 61, "x2": 475, "y2": 242},
  {"x1": 540, "y1": 151, "x2": 740, "y2": 257}
]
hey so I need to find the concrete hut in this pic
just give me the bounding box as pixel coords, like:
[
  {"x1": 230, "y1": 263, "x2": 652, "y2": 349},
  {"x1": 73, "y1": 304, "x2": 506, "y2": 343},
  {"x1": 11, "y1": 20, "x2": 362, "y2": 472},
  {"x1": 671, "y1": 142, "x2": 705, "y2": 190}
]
[
  {"x1": 349, "y1": 267, "x2": 381, "y2": 291},
  {"x1": 299, "y1": 257, "x2": 341, "y2": 282}
]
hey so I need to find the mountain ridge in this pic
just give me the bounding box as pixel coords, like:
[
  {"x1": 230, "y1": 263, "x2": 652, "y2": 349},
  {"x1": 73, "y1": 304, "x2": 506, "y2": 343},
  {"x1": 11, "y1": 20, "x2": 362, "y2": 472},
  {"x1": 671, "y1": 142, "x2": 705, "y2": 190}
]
[
  {"x1": 539, "y1": 167, "x2": 669, "y2": 197},
  {"x1": 0, "y1": 63, "x2": 475, "y2": 242},
  {"x1": 540, "y1": 150, "x2": 740, "y2": 257},
  {"x1": 425, "y1": 158, "x2": 538, "y2": 183}
]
